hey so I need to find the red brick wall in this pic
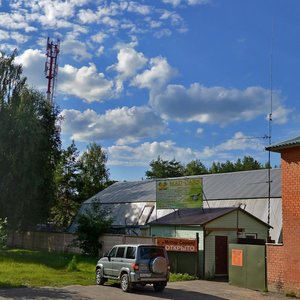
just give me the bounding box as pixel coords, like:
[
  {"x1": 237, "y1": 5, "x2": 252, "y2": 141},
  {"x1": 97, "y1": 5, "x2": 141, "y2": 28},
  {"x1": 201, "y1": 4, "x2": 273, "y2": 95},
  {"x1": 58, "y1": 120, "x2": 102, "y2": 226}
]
[
  {"x1": 267, "y1": 244, "x2": 284, "y2": 292},
  {"x1": 280, "y1": 147, "x2": 300, "y2": 294}
]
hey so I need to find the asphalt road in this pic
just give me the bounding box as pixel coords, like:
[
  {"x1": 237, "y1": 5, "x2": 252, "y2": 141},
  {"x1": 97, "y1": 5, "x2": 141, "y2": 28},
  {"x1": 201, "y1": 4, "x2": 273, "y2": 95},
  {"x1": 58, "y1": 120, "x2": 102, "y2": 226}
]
[{"x1": 0, "y1": 280, "x2": 289, "y2": 300}]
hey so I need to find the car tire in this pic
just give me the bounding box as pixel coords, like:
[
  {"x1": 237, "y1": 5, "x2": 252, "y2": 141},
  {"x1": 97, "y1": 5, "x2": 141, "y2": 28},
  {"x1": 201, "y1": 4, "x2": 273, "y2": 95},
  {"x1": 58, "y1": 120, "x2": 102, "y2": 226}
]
[
  {"x1": 153, "y1": 282, "x2": 166, "y2": 292},
  {"x1": 120, "y1": 273, "x2": 132, "y2": 292},
  {"x1": 96, "y1": 268, "x2": 106, "y2": 285}
]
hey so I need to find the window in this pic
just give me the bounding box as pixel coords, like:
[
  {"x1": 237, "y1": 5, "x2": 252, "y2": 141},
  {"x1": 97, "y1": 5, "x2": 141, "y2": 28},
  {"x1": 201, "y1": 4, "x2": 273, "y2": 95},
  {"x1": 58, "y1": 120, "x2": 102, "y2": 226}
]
[
  {"x1": 109, "y1": 247, "x2": 117, "y2": 257},
  {"x1": 139, "y1": 247, "x2": 164, "y2": 259},
  {"x1": 126, "y1": 247, "x2": 136, "y2": 259},
  {"x1": 116, "y1": 247, "x2": 125, "y2": 258},
  {"x1": 245, "y1": 233, "x2": 257, "y2": 239}
]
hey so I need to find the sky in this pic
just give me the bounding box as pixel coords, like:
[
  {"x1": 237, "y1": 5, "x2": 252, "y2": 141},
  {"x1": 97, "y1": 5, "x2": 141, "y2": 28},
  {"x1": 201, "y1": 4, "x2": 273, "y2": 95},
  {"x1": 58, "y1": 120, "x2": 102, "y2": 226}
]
[{"x1": 1, "y1": 0, "x2": 299, "y2": 181}]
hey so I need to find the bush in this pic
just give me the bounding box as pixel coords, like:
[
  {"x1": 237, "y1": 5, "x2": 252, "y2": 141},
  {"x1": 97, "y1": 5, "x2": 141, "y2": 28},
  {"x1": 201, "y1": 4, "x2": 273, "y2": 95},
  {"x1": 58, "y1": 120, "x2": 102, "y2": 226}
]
[
  {"x1": 74, "y1": 201, "x2": 113, "y2": 256},
  {"x1": 170, "y1": 273, "x2": 198, "y2": 282}
]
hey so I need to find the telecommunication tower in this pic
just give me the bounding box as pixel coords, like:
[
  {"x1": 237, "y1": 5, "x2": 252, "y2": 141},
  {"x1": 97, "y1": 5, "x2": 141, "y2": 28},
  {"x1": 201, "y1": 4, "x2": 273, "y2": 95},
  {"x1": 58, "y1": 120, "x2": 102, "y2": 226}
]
[{"x1": 45, "y1": 37, "x2": 60, "y2": 105}]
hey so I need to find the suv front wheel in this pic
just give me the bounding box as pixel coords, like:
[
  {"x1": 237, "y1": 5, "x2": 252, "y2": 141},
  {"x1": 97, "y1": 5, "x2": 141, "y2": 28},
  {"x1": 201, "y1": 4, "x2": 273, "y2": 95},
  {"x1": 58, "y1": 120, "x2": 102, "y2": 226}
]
[{"x1": 96, "y1": 268, "x2": 106, "y2": 285}]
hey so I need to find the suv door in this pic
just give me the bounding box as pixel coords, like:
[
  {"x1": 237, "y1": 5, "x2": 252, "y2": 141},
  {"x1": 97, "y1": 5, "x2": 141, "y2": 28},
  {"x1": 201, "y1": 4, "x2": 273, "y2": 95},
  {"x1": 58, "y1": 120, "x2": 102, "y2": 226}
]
[
  {"x1": 112, "y1": 246, "x2": 126, "y2": 276},
  {"x1": 104, "y1": 246, "x2": 117, "y2": 276}
]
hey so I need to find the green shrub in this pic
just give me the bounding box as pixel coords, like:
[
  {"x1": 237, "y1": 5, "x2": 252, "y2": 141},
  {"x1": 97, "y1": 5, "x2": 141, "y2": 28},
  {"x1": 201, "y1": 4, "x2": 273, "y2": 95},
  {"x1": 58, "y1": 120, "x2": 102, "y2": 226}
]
[
  {"x1": 170, "y1": 273, "x2": 197, "y2": 282},
  {"x1": 74, "y1": 200, "x2": 113, "y2": 256}
]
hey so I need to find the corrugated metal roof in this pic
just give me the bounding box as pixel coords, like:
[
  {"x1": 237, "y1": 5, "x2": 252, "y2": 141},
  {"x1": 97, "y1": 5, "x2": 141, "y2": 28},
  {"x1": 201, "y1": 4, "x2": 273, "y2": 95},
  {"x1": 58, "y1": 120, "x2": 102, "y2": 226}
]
[
  {"x1": 85, "y1": 168, "x2": 281, "y2": 204},
  {"x1": 149, "y1": 207, "x2": 271, "y2": 228},
  {"x1": 266, "y1": 135, "x2": 300, "y2": 152},
  {"x1": 149, "y1": 207, "x2": 236, "y2": 225}
]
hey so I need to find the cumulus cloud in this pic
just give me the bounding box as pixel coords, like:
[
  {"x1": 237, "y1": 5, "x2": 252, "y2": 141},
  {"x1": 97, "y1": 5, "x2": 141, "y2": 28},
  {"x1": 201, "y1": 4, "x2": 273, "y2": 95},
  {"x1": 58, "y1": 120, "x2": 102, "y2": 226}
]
[
  {"x1": 106, "y1": 132, "x2": 265, "y2": 167},
  {"x1": 0, "y1": 12, "x2": 37, "y2": 32},
  {"x1": 199, "y1": 132, "x2": 265, "y2": 159},
  {"x1": 107, "y1": 140, "x2": 197, "y2": 166},
  {"x1": 15, "y1": 49, "x2": 46, "y2": 89},
  {"x1": 61, "y1": 106, "x2": 167, "y2": 144},
  {"x1": 132, "y1": 56, "x2": 177, "y2": 91},
  {"x1": 58, "y1": 63, "x2": 115, "y2": 102},
  {"x1": 150, "y1": 83, "x2": 290, "y2": 125},
  {"x1": 61, "y1": 36, "x2": 92, "y2": 61},
  {"x1": 110, "y1": 45, "x2": 148, "y2": 80}
]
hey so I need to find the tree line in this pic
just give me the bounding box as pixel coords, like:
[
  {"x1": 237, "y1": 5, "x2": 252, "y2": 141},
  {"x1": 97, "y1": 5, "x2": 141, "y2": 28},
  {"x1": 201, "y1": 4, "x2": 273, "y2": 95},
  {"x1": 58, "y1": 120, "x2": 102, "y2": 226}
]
[{"x1": 145, "y1": 156, "x2": 270, "y2": 179}]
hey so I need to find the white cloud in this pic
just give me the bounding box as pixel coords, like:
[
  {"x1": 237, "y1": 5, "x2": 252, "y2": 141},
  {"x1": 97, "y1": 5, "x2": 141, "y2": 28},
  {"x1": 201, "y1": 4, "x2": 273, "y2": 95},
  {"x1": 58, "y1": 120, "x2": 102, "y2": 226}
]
[
  {"x1": 150, "y1": 83, "x2": 290, "y2": 125},
  {"x1": 132, "y1": 56, "x2": 177, "y2": 91},
  {"x1": 0, "y1": 29, "x2": 9, "y2": 40},
  {"x1": 162, "y1": 0, "x2": 210, "y2": 6},
  {"x1": 196, "y1": 128, "x2": 204, "y2": 136},
  {"x1": 61, "y1": 106, "x2": 167, "y2": 144},
  {"x1": 127, "y1": 2, "x2": 152, "y2": 15},
  {"x1": 15, "y1": 49, "x2": 46, "y2": 89},
  {"x1": 91, "y1": 32, "x2": 107, "y2": 43},
  {"x1": 107, "y1": 140, "x2": 197, "y2": 166},
  {"x1": 10, "y1": 31, "x2": 29, "y2": 43},
  {"x1": 58, "y1": 63, "x2": 115, "y2": 102},
  {"x1": 111, "y1": 46, "x2": 148, "y2": 80},
  {"x1": 199, "y1": 132, "x2": 265, "y2": 159},
  {"x1": 0, "y1": 12, "x2": 37, "y2": 32},
  {"x1": 61, "y1": 36, "x2": 92, "y2": 61},
  {"x1": 107, "y1": 132, "x2": 265, "y2": 167}
]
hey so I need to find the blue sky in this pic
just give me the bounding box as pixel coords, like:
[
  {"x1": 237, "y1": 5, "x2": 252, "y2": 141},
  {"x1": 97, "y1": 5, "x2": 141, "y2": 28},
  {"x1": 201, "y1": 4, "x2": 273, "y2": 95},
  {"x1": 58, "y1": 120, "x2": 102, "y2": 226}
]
[{"x1": 1, "y1": 0, "x2": 299, "y2": 181}]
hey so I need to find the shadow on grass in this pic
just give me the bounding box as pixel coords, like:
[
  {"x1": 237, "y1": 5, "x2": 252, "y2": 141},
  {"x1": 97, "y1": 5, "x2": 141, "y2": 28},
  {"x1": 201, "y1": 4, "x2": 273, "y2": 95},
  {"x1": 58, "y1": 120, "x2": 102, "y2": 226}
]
[{"x1": 0, "y1": 287, "x2": 92, "y2": 300}]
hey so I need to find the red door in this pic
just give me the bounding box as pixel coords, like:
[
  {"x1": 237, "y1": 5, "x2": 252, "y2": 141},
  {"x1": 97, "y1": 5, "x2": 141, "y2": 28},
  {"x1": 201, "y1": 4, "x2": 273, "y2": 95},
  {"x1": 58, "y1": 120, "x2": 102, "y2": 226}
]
[{"x1": 215, "y1": 236, "x2": 228, "y2": 275}]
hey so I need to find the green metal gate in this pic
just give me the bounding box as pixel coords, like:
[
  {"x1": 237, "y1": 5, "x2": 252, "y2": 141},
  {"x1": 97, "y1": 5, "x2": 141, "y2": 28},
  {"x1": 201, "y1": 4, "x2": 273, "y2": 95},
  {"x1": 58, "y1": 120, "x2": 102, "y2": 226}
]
[{"x1": 228, "y1": 244, "x2": 266, "y2": 291}]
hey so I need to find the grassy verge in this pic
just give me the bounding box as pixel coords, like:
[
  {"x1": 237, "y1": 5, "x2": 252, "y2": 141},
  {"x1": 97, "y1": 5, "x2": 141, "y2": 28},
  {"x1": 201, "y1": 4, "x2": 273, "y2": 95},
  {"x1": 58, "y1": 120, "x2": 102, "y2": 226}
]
[
  {"x1": 0, "y1": 249, "x2": 96, "y2": 288},
  {"x1": 0, "y1": 249, "x2": 198, "y2": 288}
]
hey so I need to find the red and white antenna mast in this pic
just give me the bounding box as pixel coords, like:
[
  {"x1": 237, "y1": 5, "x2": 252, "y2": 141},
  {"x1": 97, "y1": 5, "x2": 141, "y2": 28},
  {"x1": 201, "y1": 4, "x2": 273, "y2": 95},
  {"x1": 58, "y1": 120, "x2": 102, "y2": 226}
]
[{"x1": 45, "y1": 37, "x2": 60, "y2": 105}]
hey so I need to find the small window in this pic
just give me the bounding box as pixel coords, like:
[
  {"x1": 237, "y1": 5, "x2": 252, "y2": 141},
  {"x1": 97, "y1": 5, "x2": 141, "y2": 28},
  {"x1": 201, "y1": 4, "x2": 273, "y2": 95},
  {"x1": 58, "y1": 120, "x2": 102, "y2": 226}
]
[
  {"x1": 126, "y1": 247, "x2": 136, "y2": 259},
  {"x1": 109, "y1": 247, "x2": 117, "y2": 257},
  {"x1": 245, "y1": 233, "x2": 257, "y2": 239},
  {"x1": 139, "y1": 247, "x2": 165, "y2": 259},
  {"x1": 116, "y1": 247, "x2": 125, "y2": 258}
]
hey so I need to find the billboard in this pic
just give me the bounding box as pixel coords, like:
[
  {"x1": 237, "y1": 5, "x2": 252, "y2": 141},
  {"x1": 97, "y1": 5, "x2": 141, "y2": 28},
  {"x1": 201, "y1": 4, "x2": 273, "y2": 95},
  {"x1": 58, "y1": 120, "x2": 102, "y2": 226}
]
[{"x1": 156, "y1": 177, "x2": 203, "y2": 209}]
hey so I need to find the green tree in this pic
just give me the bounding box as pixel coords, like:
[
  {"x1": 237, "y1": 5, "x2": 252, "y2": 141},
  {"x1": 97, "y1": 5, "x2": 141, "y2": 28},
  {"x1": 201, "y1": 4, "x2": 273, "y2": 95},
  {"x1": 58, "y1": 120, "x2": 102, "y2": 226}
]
[
  {"x1": 0, "y1": 51, "x2": 61, "y2": 230},
  {"x1": 77, "y1": 142, "x2": 110, "y2": 202},
  {"x1": 145, "y1": 156, "x2": 185, "y2": 179},
  {"x1": 74, "y1": 201, "x2": 113, "y2": 256},
  {"x1": 240, "y1": 156, "x2": 262, "y2": 170},
  {"x1": 52, "y1": 141, "x2": 80, "y2": 229},
  {"x1": 185, "y1": 159, "x2": 208, "y2": 176}
]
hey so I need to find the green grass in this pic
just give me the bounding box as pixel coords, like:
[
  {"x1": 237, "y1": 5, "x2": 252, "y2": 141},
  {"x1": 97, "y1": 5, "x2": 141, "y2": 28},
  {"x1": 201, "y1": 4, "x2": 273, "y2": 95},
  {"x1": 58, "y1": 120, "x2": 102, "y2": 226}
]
[
  {"x1": 0, "y1": 249, "x2": 198, "y2": 288},
  {"x1": 0, "y1": 249, "x2": 96, "y2": 288}
]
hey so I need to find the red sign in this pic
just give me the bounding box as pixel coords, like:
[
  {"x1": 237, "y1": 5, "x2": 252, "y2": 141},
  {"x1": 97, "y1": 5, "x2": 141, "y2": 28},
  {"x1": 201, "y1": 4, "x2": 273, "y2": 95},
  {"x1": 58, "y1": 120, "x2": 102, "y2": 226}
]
[{"x1": 156, "y1": 237, "x2": 198, "y2": 253}]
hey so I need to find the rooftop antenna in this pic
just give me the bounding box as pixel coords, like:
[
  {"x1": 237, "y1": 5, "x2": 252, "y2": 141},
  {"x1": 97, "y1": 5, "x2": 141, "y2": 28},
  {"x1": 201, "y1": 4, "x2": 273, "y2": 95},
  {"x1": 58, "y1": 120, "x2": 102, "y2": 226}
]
[{"x1": 45, "y1": 37, "x2": 60, "y2": 105}]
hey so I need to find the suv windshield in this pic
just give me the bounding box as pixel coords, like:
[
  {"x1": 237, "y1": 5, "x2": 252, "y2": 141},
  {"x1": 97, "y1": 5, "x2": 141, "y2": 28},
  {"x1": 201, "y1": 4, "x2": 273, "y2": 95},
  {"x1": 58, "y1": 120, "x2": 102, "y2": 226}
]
[{"x1": 139, "y1": 246, "x2": 165, "y2": 259}]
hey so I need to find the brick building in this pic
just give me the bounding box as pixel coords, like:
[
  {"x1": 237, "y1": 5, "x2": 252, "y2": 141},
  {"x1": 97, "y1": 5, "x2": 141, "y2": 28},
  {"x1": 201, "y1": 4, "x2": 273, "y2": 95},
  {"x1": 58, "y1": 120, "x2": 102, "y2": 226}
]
[{"x1": 266, "y1": 136, "x2": 300, "y2": 296}]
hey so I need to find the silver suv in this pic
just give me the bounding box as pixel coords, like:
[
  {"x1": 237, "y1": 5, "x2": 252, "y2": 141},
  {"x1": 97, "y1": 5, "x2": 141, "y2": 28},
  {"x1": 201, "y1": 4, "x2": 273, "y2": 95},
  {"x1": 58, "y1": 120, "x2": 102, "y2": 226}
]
[{"x1": 96, "y1": 244, "x2": 170, "y2": 292}]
